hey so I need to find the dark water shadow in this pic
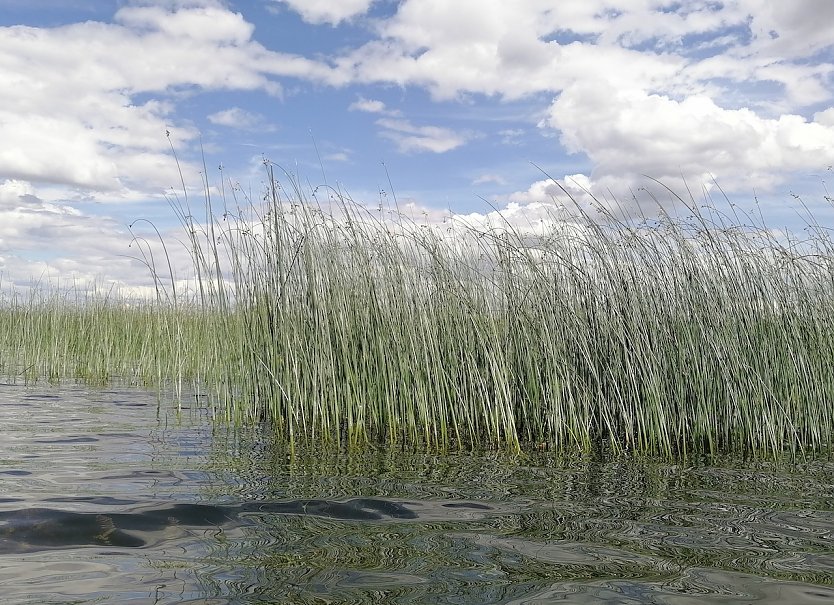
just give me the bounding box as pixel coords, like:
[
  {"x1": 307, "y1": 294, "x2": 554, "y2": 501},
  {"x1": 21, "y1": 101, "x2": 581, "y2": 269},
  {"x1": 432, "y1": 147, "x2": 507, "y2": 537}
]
[
  {"x1": 32, "y1": 436, "x2": 99, "y2": 444},
  {"x1": 0, "y1": 496, "x2": 435, "y2": 554}
]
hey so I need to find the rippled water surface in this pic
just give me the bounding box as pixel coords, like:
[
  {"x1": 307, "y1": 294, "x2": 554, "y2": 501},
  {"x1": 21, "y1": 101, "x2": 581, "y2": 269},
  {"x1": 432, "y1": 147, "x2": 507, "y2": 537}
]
[{"x1": 0, "y1": 384, "x2": 832, "y2": 604}]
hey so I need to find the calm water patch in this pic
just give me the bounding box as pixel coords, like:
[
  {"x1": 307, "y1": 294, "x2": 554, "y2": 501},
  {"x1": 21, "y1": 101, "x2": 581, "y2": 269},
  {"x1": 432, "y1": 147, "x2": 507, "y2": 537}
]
[{"x1": 0, "y1": 384, "x2": 831, "y2": 603}]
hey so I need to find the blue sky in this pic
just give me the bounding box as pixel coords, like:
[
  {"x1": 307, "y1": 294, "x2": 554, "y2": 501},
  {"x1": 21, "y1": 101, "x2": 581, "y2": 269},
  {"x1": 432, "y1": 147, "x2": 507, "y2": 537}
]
[{"x1": 1, "y1": 0, "x2": 834, "y2": 294}]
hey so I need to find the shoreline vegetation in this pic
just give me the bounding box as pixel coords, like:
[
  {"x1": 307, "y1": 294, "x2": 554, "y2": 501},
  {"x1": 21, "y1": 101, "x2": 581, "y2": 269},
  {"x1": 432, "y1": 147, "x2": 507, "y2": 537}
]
[{"x1": 2, "y1": 164, "x2": 833, "y2": 458}]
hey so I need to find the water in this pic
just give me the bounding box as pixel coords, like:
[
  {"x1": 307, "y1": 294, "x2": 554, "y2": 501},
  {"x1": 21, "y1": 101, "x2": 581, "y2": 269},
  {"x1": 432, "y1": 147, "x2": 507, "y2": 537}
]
[{"x1": 0, "y1": 384, "x2": 832, "y2": 604}]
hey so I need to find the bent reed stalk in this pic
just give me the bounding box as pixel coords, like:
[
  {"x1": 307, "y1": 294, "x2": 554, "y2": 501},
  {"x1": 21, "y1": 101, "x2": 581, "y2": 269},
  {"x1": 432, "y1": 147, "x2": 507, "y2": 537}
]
[
  {"x1": 2, "y1": 164, "x2": 833, "y2": 458},
  {"x1": 174, "y1": 163, "x2": 834, "y2": 458}
]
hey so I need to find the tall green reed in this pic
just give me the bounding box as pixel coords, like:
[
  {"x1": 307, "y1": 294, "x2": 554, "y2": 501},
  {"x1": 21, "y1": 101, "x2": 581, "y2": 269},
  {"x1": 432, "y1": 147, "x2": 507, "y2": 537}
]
[
  {"x1": 169, "y1": 162, "x2": 833, "y2": 458},
  {"x1": 0, "y1": 283, "x2": 223, "y2": 396},
  {"x1": 1, "y1": 160, "x2": 832, "y2": 459}
]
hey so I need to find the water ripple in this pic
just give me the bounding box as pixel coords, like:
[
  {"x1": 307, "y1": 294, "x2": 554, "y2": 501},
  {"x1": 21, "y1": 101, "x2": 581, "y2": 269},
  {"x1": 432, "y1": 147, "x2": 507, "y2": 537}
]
[{"x1": 0, "y1": 385, "x2": 832, "y2": 603}]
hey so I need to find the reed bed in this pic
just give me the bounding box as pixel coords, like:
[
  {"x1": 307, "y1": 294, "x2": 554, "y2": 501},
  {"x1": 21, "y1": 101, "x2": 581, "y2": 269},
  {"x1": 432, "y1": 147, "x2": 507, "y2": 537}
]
[
  {"x1": 2, "y1": 165, "x2": 833, "y2": 458},
  {"x1": 0, "y1": 288, "x2": 208, "y2": 389},
  {"x1": 170, "y1": 165, "x2": 834, "y2": 457}
]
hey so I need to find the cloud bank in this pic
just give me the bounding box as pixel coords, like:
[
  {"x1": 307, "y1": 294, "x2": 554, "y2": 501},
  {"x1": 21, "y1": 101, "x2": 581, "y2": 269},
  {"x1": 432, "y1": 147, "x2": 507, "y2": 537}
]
[{"x1": 2, "y1": 0, "x2": 833, "y2": 289}]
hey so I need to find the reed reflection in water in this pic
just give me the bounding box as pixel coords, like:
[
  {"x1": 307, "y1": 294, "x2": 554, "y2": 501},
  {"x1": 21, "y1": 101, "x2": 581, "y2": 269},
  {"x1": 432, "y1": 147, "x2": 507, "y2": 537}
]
[{"x1": 0, "y1": 384, "x2": 831, "y2": 603}]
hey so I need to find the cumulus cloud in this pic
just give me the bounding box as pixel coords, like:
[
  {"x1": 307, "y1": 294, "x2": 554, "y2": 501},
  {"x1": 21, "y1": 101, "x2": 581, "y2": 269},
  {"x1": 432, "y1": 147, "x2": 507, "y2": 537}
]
[
  {"x1": 0, "y1": 179, "x2": 176, "y2": 293},
  {"x1": 327, "y1": 0, "x2": 834, "y2": 201},
  {"x1": 741, "y1": 0, "x2": 834, "y2": 59},
  {"x1": 334, "y1": 0, "x2": 832, "y2": 107},
  {"x1": 0, "y1": 2, "x2": 338, "y2": 196},
  {"x1": 815, "y1": 108, "x2": 834, "y2": 127},
  {"x1": 272, "y1": 0, "x2": 375, "y2": 25},
  {"x1": 114, "y1": 2, "x2": 254, "y2": 44},
  {"x1": 0, "y1": 1, "x2": 346, "y2": 288},
  {"x1": 4, "y1": 0, "x2": 834, "y2": 290},
  {"x1": 546, "y1": 82, "x2": 834, "y2": 193},
  {"x1": 7, "y1": 0, "x2": 831, "y2": 201},
  {"x1": 335, "y1": 0, "x2": 689, "y2": 100}
]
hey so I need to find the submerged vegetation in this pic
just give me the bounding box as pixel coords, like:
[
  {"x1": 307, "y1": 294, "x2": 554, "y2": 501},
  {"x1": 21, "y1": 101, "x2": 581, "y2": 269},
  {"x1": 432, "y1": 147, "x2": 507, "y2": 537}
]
[{"x1": 2, "y1": 163, "x2": 833, "y2": 458}]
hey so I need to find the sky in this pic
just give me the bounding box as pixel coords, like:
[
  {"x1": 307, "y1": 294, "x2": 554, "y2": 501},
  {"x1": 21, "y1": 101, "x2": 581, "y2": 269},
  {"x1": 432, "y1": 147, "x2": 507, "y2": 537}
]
[{"x1": 1, "y1": 0, "x2": 833, "y2": 296}]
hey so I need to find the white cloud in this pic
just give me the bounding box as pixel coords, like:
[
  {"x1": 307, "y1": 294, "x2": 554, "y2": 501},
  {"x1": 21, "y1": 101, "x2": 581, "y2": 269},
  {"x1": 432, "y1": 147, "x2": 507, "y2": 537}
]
[
  {"x1": 0, "y1": 2, "x2": 339, "y2": 196},
  {"x1": 815, "y1": 108, "x2": 834, "y2": 127},
  {"x1": 0, "y1": 179, "x2": 167, "y2": 291},
  {"x1": 4, "y1": 0, "x2": 834, "y2": 291},
  {"x1": 6, "y1": 0, "x2": 825, "y2": 201},
  {"x1": 335, "y1": 0, "x2": 688, "y2": 100},
  {"x1": 208, "y1": 107, "x2": 270, "y2": 130},
  {"x1": 324, "y1": 0, "x2": 834, "y2": 200},
  {"x1": 446, "y1": 200, "x2": 592, "y2": 240},
  {"x1": 498, "y1": 129, "x2": 525, "y2": 145},
  {"x1": 376, "y1": 118, "x2": 471, "y2": 154},
  {"x1": 335, "y1": 0, "x2": 832, "y2": 108},
  {"x1": 114, "y1": 3, "x2": 255, "y2": 44},
  {"x1": 741, "y1": 0, "x2": 834, "y2": 59},
  {"x1": 273, "y1": 0, "x2": 375, "y2": 25},
  {"x1": 348, "y1": 97, "x2": 401, "y2": 116},
  {"x1": 349, "y1": 98, "x2": 386, "y2": 113},
  {"x1": 546, "y1": 82, "x2": 834, "y2": 192},
  {"x1": 507, "y1": 179, "x2": 562, "y2": 206},
  {"x1": 324, "y1": 152, "x2": 350, "y2": 163},
  {"x1": 472, "y1": 174, "x2": 507, "y2": 186}
]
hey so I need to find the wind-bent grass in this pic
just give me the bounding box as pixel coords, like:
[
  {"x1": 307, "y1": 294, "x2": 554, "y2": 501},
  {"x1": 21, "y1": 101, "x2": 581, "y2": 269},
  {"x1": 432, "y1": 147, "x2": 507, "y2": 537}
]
[
  {"x1": 1, "y1": 164, "x2": 833, "y2": 458},
  {"x1": 168, "y1": 164, "x2": 834, "y2": 458}
]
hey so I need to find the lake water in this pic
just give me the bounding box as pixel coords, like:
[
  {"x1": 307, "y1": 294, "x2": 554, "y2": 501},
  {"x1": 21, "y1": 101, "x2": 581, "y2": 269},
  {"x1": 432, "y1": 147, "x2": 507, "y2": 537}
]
[{"x1": 0, "y1": 384, "x2": 832, "y2": 604}]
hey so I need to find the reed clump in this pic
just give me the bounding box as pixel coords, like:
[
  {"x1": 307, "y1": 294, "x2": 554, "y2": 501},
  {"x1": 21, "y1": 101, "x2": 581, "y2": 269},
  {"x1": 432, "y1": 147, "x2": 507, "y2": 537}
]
[
  {"x1": 172, "y1": 165, "x2": 834, "y2": 458},
  {"x1": 2, "y1": 164, "x2": 832, "y2": 458}
]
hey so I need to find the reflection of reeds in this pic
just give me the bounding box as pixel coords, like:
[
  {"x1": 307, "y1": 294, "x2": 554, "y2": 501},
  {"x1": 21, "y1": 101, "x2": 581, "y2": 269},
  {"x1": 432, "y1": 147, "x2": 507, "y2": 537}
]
[
  {"x1": 194, "y1": 446, "x2": 834, "y2": 601},
  {"x1": 2, "y1": 165, "x2": 833, "y2": 457}
]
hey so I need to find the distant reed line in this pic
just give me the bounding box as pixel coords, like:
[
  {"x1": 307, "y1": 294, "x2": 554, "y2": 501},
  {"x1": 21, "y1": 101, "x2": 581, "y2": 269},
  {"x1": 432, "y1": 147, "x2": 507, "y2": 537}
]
[{"x1": 1, "y1": 165, "x2": 832, "y2": 458}]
